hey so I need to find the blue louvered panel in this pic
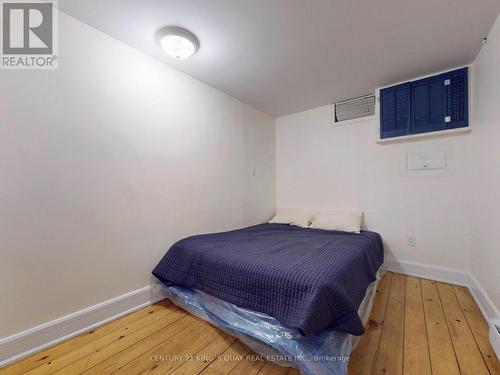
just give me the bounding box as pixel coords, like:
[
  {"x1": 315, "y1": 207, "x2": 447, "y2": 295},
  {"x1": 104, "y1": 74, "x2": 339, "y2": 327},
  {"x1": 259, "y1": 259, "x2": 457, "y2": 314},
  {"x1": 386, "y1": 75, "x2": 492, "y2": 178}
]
[
  {"x1": 446, "y1": 68, "x2": 468, "y2": 129},
  {"x1": 380, "y1": 82, "x2": 410, "y2": 138},
  {"x1": 395, "y1": 85, "x2": 411, "y2": 134},
  {"x1": 411, "y1": 73, "x2": 447, "y2": 133},
  {"x1": 380, "y1": 67, "x2": 468, "y2": 139},
  {"x1": 428, "y1": 73, "x2": 447, "y2": 131},
  {"x1": 411, "y1": 77, "x2": 430, "y2": 133}
]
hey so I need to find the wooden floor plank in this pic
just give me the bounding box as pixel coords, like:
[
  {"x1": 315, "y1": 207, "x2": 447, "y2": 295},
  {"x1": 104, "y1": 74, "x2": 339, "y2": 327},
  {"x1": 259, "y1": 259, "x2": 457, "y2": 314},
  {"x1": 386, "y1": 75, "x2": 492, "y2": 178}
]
[
  {"x1": 82, "y1": 314, "x2": 196, "y2": 375},
  {"x1": 2, "y1": 300, "x2": 172, "y2": 375},
  {"x1": 199, "y1": 340, "x2": 251, "y2": 374},
  {"x1": 141, "y1": 329, "x2": 229, "y2": 374},
  {"x1": 23, "y1": 303, "x2": 178, "y2": 375},
  {"x1": 257, "y1": 362, "x2": 289, "y2": 375},
  {"x1": 115, "y1": 319, "x2": 222, "y2": 374},
  {"x1": 421, "y1": 279, "x2": 461, "y2": 375},
  {"x1": 227, "y1": 352, "x2": 266, "y2": 375},
  {"x1": 373, "y1": 273, "x2": 406, "y2": 375},
  {"x1": 453, "y1": 285, "x2": 500, "y2": 375},
  {"x1": 169, "y1": 333, "x2": 237, "y2": 375},
  {"x1": 437, "y1": 282, "x2": 490, "y2": 375},
  {"x1": 53, "y1": 307, "x2": 186, "y2": 374},
  {"x1": 403, "y1": 276, "x2": 432, "y2": 375},
  {"x1": 349, "y1": 272, "x2": 393, "y2": 375}
]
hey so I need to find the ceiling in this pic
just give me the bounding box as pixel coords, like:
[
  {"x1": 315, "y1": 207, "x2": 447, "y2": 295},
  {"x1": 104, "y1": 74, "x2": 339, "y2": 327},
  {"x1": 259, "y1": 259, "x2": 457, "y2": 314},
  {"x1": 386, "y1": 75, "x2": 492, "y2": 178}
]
[{"x1": 58, "y1": 0, "x2": 500, "y2": 116}]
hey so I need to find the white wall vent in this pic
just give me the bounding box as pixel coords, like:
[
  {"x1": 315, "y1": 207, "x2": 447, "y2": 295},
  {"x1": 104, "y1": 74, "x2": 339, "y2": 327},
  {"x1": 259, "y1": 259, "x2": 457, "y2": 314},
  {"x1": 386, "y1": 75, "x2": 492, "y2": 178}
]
[{"x1": 334, "y1": 94, "x2": 375, "y2": 123}]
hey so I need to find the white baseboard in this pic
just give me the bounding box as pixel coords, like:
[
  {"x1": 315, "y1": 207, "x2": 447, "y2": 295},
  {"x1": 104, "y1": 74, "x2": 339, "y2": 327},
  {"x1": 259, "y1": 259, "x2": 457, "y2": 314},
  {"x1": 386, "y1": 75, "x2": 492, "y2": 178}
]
[
  {"x1": 0, "y1": 283, "x2": 168, "y2": 368},
  {"x1": 384, "y1": 258, "x2": 499, "y2": 324},
  {"x1": 468, "y1": 273, "x2": 500, "y2": 322},
  {"x1": 384, "y1": 258, "x2": 469, "y2": 286}
]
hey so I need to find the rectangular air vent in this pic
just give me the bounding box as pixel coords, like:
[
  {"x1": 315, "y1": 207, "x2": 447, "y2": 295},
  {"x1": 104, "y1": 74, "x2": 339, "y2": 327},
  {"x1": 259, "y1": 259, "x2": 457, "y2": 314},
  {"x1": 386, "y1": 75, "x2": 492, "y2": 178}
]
[{"x1": 334, "y1": 94, "x2": 375, "y2": 123}]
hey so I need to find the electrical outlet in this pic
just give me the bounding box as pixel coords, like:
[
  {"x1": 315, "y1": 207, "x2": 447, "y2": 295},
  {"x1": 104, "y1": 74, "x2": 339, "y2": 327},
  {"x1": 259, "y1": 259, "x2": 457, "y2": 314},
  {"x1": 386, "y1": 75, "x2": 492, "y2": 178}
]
[{"x1": 407, "y1": 235, "x2": 417, "y2": 247}]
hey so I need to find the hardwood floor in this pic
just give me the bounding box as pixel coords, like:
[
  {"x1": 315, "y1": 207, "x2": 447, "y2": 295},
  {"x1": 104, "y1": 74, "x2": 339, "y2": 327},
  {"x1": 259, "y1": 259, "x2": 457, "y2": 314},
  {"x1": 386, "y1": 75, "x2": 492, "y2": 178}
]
[
  {"x1": 350, "y1": 273, "x2": 500, "y2": 375},
  {"x1": 3, "y1": 272, "x2": 499, "y2": 375}
]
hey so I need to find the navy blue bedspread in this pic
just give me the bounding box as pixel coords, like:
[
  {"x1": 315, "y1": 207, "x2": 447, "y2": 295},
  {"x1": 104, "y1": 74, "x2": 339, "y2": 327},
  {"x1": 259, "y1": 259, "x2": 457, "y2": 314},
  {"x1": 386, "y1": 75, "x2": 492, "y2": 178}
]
[{"x1": 153, "y1": 223, "x2": 384, "y2": 336}]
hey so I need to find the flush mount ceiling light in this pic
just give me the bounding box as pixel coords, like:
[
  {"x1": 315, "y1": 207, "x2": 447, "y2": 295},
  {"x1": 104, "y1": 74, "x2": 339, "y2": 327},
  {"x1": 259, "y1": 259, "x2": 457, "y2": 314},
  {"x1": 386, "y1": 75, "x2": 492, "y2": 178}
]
[{"x1": 156, "y1": 26, "x2": 199, "y2": 60}]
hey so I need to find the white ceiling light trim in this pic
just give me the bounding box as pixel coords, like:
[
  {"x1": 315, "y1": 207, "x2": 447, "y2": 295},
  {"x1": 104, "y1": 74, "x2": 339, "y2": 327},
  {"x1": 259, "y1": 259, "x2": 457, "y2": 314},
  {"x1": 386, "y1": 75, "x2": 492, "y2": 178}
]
[{"x1": 156, "y1": 26, "x2": 199, "y2": 60}]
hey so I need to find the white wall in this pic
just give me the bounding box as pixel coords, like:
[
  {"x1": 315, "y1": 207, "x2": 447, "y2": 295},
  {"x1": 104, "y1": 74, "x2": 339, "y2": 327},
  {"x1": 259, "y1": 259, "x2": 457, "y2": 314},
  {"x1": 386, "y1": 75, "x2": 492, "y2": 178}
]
[
  {"x1": 276, "y1": 108, "x2": 472, "y2": 272},
  {"x1": 0, "y1": 12, "x2": 275, "y2": 338},
  {"x1": 469, "y1": 14, "x2": 500, "y2": 311}
]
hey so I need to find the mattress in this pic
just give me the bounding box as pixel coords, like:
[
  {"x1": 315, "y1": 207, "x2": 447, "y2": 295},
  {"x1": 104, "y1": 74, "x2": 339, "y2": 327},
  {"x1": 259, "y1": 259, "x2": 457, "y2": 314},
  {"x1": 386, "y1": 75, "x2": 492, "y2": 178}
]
[
  {"x1": 159, "y1": 270, "x2": 382, "y2": 375},
  {"x1": 153, "y1": 223, "x2": 384, "y2": 336}
]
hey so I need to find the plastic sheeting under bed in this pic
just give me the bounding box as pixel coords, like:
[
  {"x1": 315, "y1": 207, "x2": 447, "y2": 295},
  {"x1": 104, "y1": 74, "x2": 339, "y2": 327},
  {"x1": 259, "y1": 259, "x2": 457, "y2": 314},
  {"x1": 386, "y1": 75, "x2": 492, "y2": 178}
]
[{"x1": 160, "y1": 271, "x2": 381, "y2": 375}]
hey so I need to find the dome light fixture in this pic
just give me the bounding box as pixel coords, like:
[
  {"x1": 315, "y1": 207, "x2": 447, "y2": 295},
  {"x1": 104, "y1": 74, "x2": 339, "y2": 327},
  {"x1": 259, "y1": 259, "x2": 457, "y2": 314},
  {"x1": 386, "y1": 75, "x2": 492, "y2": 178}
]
[{"x1": 156, "y1": 26, "x2": 199, "y2": 60}]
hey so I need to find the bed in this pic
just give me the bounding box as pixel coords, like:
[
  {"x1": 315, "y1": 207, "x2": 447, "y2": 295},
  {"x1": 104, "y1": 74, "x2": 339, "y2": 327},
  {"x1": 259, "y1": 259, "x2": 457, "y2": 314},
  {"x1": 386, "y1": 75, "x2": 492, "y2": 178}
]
[{"x1": 153, "y1": 223, "x2": 384, "y2": 375}]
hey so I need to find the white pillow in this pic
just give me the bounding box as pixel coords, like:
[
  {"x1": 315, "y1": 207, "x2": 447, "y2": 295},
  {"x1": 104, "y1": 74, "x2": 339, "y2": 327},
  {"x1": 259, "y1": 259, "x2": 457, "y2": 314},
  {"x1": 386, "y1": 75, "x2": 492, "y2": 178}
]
[
  {"x1": 309, "y1": 211, "x2": 363, "y2": 233},
  {"x1": 269, "y1": 208, "x2": 313, "y2": 228}
]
